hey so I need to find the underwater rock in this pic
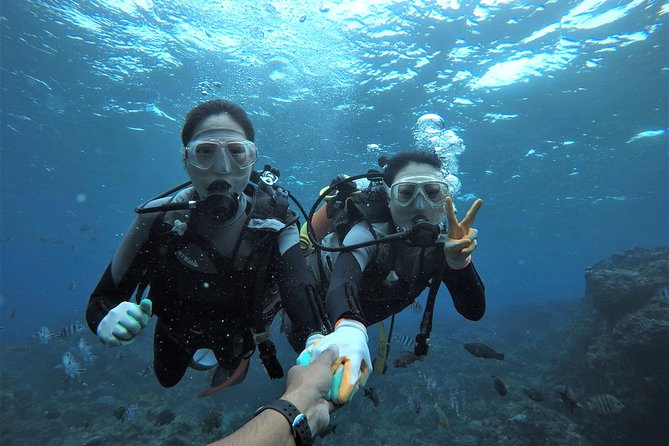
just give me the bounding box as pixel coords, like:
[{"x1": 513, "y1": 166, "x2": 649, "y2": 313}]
[
  {"x1": 60, "y1": 409, "x2": 89, "y2": 428},
  {"x1": 611, "y1": 293, "x2": 669, "y2": 365},
  {"x1": 559, "y1": 246, "x2": 669, "y2": 446},
  {"x1": 585, "y1": 247, "x2": 669, "y2": 320},
  {"x1": 43, "y1": 410, "x2": 60, "y2": 420}
]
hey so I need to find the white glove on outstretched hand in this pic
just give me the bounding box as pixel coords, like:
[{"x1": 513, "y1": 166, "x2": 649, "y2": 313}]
[
  {"x1": 297, "y1": 319, "x2": 371, "y2": 404},
  {"x1": 444, "y1": 228, "x2": 478, "y2": 269},
  {"x1": 97, "y1": 299, "x2": 152, "y2": 347}
]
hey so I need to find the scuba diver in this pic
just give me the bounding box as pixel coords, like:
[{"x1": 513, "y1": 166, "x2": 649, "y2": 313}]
[
  {"x1": 86, "y1": 99, "x2": 327, "y2": 396},
  {"x1": 298, "y1": 150, "x2": 486, "y2": 404}
]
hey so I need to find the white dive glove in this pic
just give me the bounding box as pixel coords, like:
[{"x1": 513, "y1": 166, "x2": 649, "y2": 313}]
[
  {"x1": 97, "y1": 299, "x2": 152, "y2": 347},
  {"x1": 444, "y1": 227, "x2": 478, "y2": 269},
  {"x1": 296, "y1": 319, "x2": 371, "y2": 404}
]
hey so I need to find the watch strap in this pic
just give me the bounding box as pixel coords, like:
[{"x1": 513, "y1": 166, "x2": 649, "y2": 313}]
[{"x1": 254, "y1": 399, "x2": 313, "y2": 446}]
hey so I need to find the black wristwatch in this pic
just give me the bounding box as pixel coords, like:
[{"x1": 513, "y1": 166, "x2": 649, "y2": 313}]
[{"x1": 254, "y1": 399, "x2": 313, "y2": 446}]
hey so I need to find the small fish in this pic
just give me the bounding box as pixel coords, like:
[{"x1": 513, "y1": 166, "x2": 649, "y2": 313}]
[
  {"x1": 407, "y1": 394, "x2": 421, "y2": 414},
  {"x1": 409, "y1": 300, "x2": 423, "y2": 313},
  {"x1": 657, "y1": 287, "x2": 669, "y2": 299},
  {"x1": 58, "y1": 351, "x2": 85, "y2": 381},
  {"x1": 113, "y1": 407, "x2": 126, "y2": 420},
  {"x1": 156, "y1": 409, "x2": 176, "y2": 426},
  {"x1": 394, "y1": 334, "x2": 416, "y2": 350},
  {"x1": 138, "y1": 364, "x2": 154, "y2": 377},
  {"x1": 523, "y1": 388, "x2": 544, "y2": 403},
  {"x1": 585, "y1": 394, "x2": 625, "y2": 414},
  {"x1": 299, "y1": 14, "x2": 307, "y2": 22},
  {"x1": 393, "y1": 351, "x2": 421, "y2": 368},
  {"x1": 558, "y1": 386, "x2": 582, "y2": 414},
  {"x1": 96, "y1": 395, "x2": 115, "y2": 406},
  {"x1": 56, "y1": 322, "x2": 86, "y2": 340},
  {"x1": 121, "y1": 403, "x2": 138, "y2": 422},
  {"x1": 37, "y1": 326, "x2": 56, "y2": 344},
  {"x1": 433, "y1": 402, "x2": 449, "y2": 429},
  {"x1": 363, "y1": 387, "x2": 380, "y2": 407},
  {"x1": 202, "y1": 409, "x2": 222, "y2": 434},
  {"x1": 464, "y1": 343, "x2": 504, "y2": 360},
  {"x1": 492, "y1": 376, "x2": 508, "y2": 396},
  {"x1": 78, "y1": 338, "x2": 96, "y2": 364},
  {"x1": 317, "y1": 424, "x2": 337, "y2": 438},
  {"x1": 4, "y1": 345, "x2": 30, "y2": 353}
]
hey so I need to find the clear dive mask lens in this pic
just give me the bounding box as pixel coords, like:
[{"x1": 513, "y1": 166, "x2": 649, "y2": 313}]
[
  {"x1": 389, "y1": 176, "x2": 449, "y2": 208},
  {"x1": 186, "y1": 138, "x2": 257, "y2": 171}
]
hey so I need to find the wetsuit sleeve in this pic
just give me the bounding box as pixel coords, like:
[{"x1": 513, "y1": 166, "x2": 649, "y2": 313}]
[
  {"x1": 86, "y1": 212, "x2": 158, "y2": 333},
  {"x1": 323, "y1": 223, "x2": 376, "y2": 325},
  {"x1": 441, "y1": 261, "x2": 486, "y2": 321},
  {"x1": 276, "y1": 225, "x2": 328, "y2": 351}
]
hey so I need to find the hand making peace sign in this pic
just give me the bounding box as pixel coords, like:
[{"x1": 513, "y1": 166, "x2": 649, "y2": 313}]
[{"x1": 443, "y1": 197, "x2": 483, "y2": 269}]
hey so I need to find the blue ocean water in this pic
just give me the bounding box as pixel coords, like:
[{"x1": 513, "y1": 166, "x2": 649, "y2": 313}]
[{"x1": 1, "y1": 1, "x2": 667, "y2": 445}]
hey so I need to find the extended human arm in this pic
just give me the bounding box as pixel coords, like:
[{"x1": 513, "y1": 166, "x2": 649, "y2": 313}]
[
  {"x1": 276, "y1": 225, "x2": 329, "y2": 349},
  {"x1": 86, "y1": 212, "x2": 158, "y2": 344},
  {"x1": 298, "y1": 223, "x2": 374, "y2": 404},
  {"x1": 208, "y1": 346, "x2": 339, "y2": 446},
  {"x1": 441, "y1": 197, "x2": 486, "y2": 320},
  {"x1": 442, "y1": 261, "x2": 486, "y2": 320}
]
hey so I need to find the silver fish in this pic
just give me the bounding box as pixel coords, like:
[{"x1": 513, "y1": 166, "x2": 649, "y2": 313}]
[
  {"x1": 78, "y1": 338, "x2": 96, "y2": 364},
  {"x1": 59, "y1": 351, "x2": 85, "y2": 381},
  {"x1": 56, "y1": 322, "x2": 86, "y2": 340},
  {"x1": 394, "y1": 334, "x2": 416, "y2": 350},
  {"x1": 122, "y1": 403, "x2": 138, "y2": 422},
  {"x1": 37, "y1": 326, "x2": 56, "y2": 344}
]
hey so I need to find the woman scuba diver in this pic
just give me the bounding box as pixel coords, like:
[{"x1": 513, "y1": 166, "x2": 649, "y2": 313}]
[
  {"x1": 86, "y1": 99, "x2": 327, "y2": 396},
  {"x1": 297, "y1": 150, "x2": 486, "y2": 405}
]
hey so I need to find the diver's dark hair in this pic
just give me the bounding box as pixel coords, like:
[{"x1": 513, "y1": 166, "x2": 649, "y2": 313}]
[
  {"x1": 382, "y1": 151, "x2": 442, "y2": 186},
  {"x1": 181, "y1": 99, "x2": 255, "y2": 145}
]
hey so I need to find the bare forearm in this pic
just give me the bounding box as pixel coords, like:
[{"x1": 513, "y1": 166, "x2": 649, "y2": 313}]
[{"x1": 207, "y1": 410, "x2": 295, "y2": 446}]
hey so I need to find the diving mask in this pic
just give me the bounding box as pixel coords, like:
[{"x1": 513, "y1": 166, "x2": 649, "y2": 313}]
[
  {"x1": 185, "y1": 131, "x2": 257, "y2": 171},
  {"x1": 388, "y1": 175, "x2": 449, "y2": 208}
]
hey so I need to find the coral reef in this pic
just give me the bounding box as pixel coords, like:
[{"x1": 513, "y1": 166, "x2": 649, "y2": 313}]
[{"x1": 558, "y1": 246, "x2": 669, "y2": 446}]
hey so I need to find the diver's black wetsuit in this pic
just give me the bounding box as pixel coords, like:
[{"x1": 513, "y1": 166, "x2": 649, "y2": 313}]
[
  {"x1": 87, "y1": 185, "x2": 324, "y2": 388},
  {"x1": 312, "y1": 221, "x2": 486, "y2": 327}
]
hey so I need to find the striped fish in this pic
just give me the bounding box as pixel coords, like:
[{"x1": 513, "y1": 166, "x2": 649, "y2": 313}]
[
  {"x1": 77, "y1": 338, "x2": 96, "y2": 364},
  {"x1": 95, "y1": 395, "x2": 115, "y2": 406},
  {"x1": 37, "y1": 326, "x2": 56, "y2": 344},
  {"x1": 59, "y1": 351, "x2": 86, "y2": 381},
  {"x1": 122, "y1": 403, "x2": 138, "y2": 422},
  {"x1": 585, "y1": 394, "x2": 625, "y2": 414},
  {"x1": 394, "y1": 334, "x2": 416, "y2": 350},
  {"x1": 138, "y1": 364, "x2": 154, "y2": 377},
  {"x1": 56, "y1": 322, "x2": 86, "y2": 340}
]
